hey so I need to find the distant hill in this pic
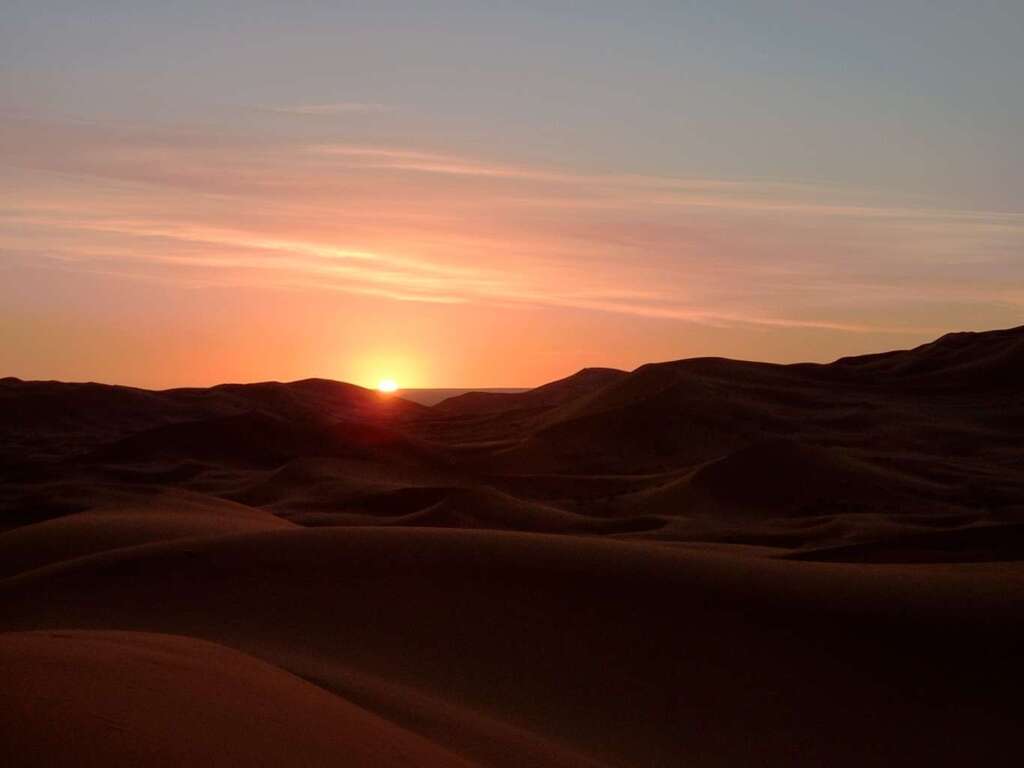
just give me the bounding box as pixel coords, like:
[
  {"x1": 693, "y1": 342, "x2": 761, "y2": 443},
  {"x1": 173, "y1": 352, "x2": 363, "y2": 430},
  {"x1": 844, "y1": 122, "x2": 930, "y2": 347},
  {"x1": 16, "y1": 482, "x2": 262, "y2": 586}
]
[
  {"x1": 433, "y1": 368, "x2": 626, "y2": 416},
  {"x1": 485, "y1": 324, "x2": 1024, "y2": 474},
  {"x1": 399, "y1": 388, "x2": 527, "y2": 407},
  {"x1": 0, "y1": 377, "x2": 425, "y2": 460}
]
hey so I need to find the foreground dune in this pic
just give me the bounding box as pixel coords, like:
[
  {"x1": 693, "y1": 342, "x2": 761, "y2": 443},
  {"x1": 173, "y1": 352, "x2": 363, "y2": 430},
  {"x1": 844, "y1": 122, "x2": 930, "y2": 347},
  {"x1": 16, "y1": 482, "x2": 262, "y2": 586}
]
[
  {"x1": 4, "y1": 527, "x2": 1024, "y2": 766},
  {"x1": 0, "y1": 630, "x2": 474, "y2": 767}
]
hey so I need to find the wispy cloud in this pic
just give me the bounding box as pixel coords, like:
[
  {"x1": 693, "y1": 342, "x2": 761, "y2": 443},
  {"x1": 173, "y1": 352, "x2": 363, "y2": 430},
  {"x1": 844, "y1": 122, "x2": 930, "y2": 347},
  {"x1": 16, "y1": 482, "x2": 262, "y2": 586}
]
[
  {"x1": 3, "y1": 114, "x2": 1022, "y2": 343},
  {"x1": 2, "y1": 206, "x2": 953, "y2": 335},
  {"x1": 311, "y1": 142, "x2": 1024, "y2": 224},
  {"x1": 260, "y1": 102, "x2": 391, "y2": 115},
  {"x1": 312, "y1": 144, "x2": 577, "y2": 182}
]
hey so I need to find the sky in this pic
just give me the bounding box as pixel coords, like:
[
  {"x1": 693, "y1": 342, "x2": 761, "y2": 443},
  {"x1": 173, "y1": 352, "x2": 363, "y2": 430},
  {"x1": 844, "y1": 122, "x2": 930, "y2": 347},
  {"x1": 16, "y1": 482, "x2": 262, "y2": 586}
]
[{"x1": 2, "y1": 1, "x2": 1022, "y2": 388}]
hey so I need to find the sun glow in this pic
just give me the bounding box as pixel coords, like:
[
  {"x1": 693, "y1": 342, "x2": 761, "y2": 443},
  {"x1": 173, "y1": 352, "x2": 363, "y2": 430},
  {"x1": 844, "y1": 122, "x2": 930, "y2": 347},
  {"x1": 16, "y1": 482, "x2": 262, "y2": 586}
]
[{"x1": 377, "y1": 378, "x2": 398, "y2": 393}]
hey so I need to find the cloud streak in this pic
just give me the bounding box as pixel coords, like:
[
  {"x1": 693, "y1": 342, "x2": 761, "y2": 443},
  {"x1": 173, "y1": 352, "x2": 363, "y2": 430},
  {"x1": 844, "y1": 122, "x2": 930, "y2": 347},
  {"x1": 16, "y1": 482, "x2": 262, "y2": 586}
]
[
  {"x1": 260, "y1": 102, "x2": 391, "y2": 115},
  {"x1": 3, "y1": 114, "x2": 1022, "y2": 345}
]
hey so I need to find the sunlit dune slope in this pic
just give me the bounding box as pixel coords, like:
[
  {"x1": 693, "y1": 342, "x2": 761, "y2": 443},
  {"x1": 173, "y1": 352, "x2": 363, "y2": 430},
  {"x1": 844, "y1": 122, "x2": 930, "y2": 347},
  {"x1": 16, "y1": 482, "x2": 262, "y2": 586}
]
[{"x1": 0, "y1": 630, "x2": 476, "y2": 768}]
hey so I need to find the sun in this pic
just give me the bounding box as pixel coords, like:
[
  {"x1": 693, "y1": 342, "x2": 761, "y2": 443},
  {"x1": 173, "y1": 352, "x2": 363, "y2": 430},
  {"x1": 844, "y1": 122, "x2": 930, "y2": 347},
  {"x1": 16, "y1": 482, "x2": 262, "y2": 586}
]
[{"x1": 377, "y1": 378, "x2": 398, "y2": 393}]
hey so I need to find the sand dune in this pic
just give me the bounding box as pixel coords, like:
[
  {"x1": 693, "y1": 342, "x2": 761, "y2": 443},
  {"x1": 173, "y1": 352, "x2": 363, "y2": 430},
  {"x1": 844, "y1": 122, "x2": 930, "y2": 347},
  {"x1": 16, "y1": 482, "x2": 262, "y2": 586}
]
[
  {"x1": 95, "y1": 411, "x2": 442, "y2": 469},
  {"x1": 0, "y1": 377, "x2": 422, "y2": 461},
  {"x1": 4, "y1": 325, "x2": 1024, "y2": 765},
  {"x1": 832, "y1": 326, "x2": 1024, "y2": 390},
  {"x1": 4, "y1": 527, "x2": 1024, "y2": 766},
  {"x1": 435, "y1": 368, "x2": 626, "y2": 416},
  {"x1": 0, "y1": 489, "x2": 292, "y2": 579},
  {"x1": 629, "y1": 438, "x2": 943, "y2": 517},
  {"x1": 0, "y1": 630, "x2": 475, "y2": 767}
]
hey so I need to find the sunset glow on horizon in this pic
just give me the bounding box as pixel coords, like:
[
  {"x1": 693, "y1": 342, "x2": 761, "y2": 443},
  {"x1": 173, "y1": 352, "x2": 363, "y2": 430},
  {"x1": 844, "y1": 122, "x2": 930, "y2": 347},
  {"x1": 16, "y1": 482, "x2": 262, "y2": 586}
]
[{"x1": 2, "y1": 3, "x2": 1022, "y2": 389}]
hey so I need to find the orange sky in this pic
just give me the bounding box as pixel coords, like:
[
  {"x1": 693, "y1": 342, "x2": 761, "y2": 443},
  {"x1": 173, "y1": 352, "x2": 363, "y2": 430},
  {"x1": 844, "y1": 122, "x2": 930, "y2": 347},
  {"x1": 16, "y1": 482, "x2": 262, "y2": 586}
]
[
  {"x1": 3, "y1": 114, "x2": 1023, "y2": 388},
  {"x1": 2, "y1": 4, "x2": 1022, "y2": 388}
]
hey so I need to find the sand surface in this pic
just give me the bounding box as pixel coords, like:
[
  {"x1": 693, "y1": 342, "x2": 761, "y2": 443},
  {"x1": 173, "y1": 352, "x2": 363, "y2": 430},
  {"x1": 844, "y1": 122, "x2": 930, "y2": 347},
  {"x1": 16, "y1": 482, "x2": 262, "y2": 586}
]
[{"x1": 3, "y1": 326, "x2": 1024, "y2": 765}]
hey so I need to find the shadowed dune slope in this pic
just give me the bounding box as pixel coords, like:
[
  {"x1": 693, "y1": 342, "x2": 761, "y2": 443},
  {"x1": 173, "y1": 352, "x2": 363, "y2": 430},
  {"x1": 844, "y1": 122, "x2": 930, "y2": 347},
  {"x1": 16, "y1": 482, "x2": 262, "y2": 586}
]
[
  {"x1": 0, "y1": 490, "x2": 293, "y2": 579},
  {"x1": 94, "y1": 411, "x2": 442, "y2": 469},
  {"x1": 832, "y1": 324, "x2": 1024, "y2": 390},
  {"x1": 674, "y1": 438, "x2": 940, "y2": 516},
  {"x1": 400, "y1": 486, "x2": 661, "y2": 534},
  {"x1": 0, "y1": 377, "x2": 423, "y2": 460},
  {"x1": 481, "y1": 326, "x2": 1024, "y2": 475},
  {"x1": 3, "y1": 527, "x2": 1024, "y2": 767}
]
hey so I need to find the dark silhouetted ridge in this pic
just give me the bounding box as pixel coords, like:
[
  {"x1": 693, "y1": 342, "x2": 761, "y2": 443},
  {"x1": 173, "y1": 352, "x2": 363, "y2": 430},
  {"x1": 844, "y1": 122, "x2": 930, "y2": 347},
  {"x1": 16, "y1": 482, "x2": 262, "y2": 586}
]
[
  {"x1": 831, "y1": 324, "x2": 1024, "y2": 390},
  {"x1": 0, "y1": 377, "x2": 424, "y2": 459}
]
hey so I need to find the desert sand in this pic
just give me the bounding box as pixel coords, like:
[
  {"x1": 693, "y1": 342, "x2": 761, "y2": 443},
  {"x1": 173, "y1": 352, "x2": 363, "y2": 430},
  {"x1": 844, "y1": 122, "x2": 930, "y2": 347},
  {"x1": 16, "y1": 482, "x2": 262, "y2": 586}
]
[{"x1": 3, "y1": 325, "x2": 1024, "y2": 766}]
